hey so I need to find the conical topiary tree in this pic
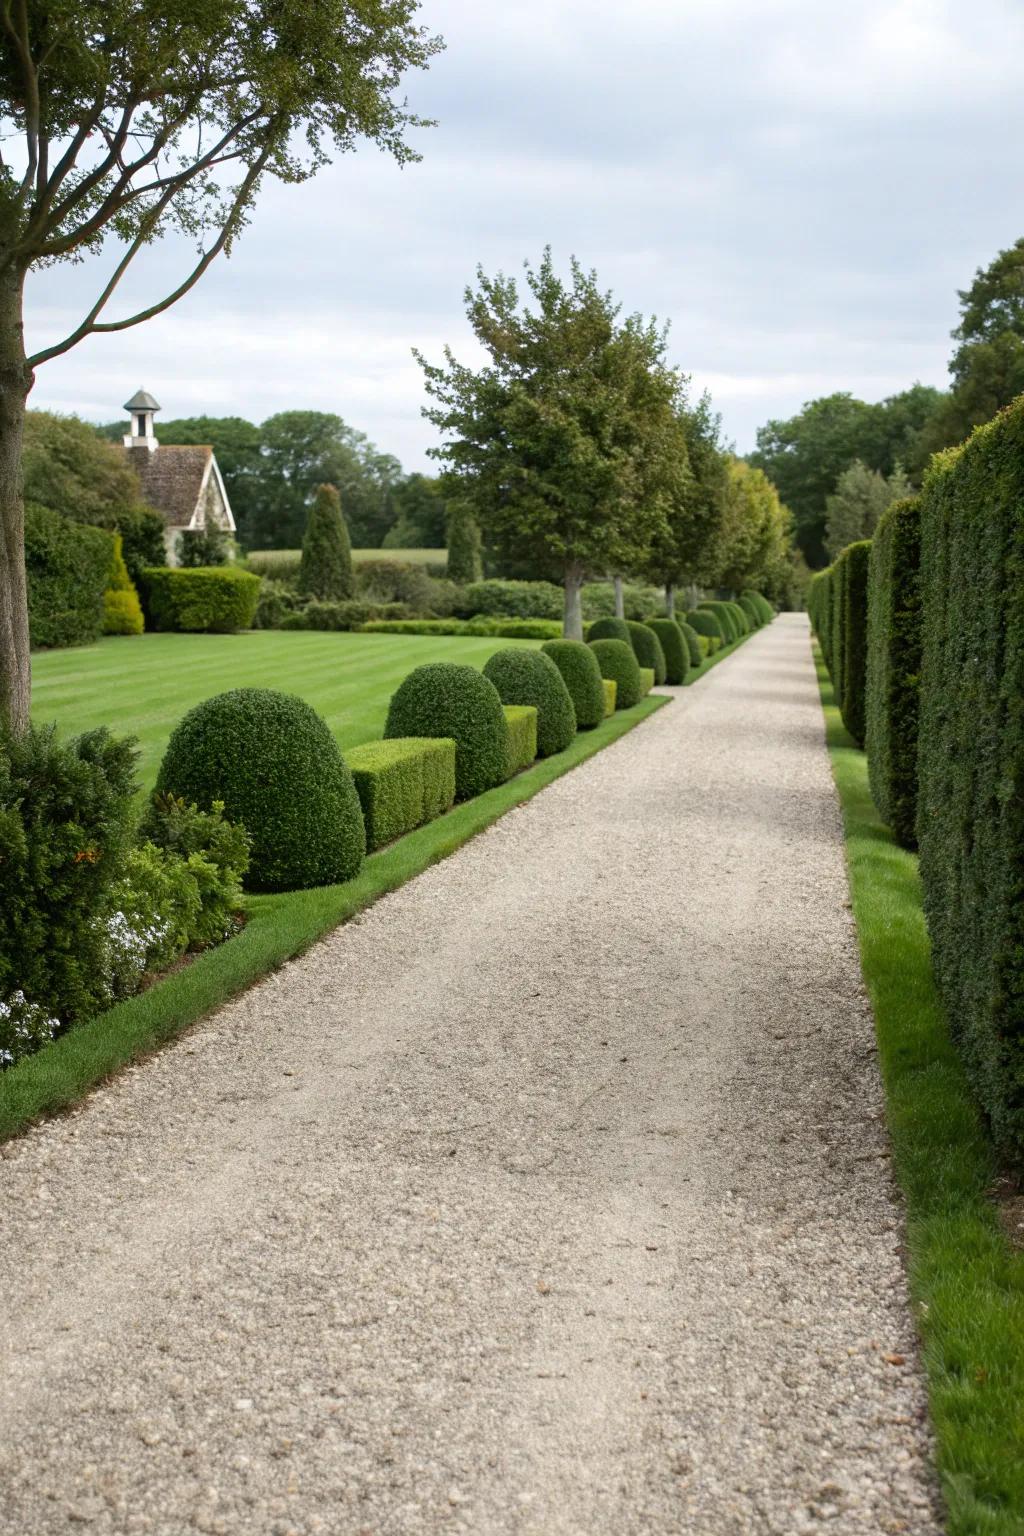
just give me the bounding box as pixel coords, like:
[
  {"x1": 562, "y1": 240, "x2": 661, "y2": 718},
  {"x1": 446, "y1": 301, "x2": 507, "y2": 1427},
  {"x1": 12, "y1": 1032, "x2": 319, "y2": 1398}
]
[
  {"x1": 446, "y1": 503, "x2": 483, "y2": 584},
  {"x1": 102, "y1": 534, "x2": 144, "y2": 635},
  {"x1": 298, "y1": 483, "x2": 353, "y2": 600}
]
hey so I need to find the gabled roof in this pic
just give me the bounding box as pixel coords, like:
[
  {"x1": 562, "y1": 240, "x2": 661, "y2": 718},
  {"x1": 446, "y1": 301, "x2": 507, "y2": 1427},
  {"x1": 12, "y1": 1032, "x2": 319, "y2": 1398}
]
[
  {"x1": 127, "y1": 444, "x2": 212, "y2": 527},
  {"x1": 124, "y1": 388, "x2": 160, "y2": 411}
]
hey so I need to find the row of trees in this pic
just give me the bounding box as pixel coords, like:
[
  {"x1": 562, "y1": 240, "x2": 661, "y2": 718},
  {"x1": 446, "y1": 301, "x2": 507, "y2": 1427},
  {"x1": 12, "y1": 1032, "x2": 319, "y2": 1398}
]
[
  {"x1": 418, "y1": 250, "x2": 797, "y2": 637},
  {"x1": 751, "y1": 237, "x2": 1024, "y2": 567}
]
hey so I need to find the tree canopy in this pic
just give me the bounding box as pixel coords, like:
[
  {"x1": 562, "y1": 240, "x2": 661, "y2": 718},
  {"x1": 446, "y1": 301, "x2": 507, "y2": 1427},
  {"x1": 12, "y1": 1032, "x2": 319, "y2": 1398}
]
[{"x1": 824, "y1": 460, "x2": 912, "y2": 561}]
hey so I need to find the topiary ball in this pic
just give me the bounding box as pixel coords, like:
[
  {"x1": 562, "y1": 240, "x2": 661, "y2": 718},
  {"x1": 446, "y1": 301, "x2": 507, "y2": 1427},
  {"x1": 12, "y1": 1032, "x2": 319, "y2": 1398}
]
[
  {"x1": 482, "y1": 648, "x2": 576, "y2": 757},
  {"x1": 384, "y1": 662, "x2": 507, "y2": 800},
  {"x1": 646, "y1": 620, "x2": 689, "y2": 685},
  {"x1": 587, "y1": 616, "x2": 633, "y2": 646},
  {"x1": 678, "y1": 620, "x2": 702, "y2": 668},
  {"x1": 627, "y1": 620, "x2": 667, "y2": 684},
  {"x1": 155, "y1": 688, "x2": 365, "y2": 893},
  {"x1": 540, "y1": 639, "x2": 606, "y2": 729},
  {"x1": 588, "y1": 638, "x2": 642, "y2": 709}
]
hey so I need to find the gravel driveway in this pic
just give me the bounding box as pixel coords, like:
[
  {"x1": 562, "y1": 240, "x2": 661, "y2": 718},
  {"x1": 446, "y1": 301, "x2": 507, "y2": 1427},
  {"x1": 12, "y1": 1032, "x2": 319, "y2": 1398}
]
[{"x1": 0, "y1": 613, "x2": 940, "y2": 1535}]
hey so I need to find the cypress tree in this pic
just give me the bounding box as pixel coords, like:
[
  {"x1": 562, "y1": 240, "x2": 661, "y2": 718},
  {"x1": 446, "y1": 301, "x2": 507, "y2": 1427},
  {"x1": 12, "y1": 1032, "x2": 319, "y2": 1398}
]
[
  {"x1": 299, "y1": 483, "x2": 353, "y2": 600},
  {"x1": 446, "y1": 503, "x2": 483, "y2": 584}
]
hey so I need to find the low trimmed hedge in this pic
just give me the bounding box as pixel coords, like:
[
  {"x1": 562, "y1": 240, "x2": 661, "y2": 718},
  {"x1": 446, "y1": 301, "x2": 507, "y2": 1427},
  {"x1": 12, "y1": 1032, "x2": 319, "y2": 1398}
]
[
  {"x1": 384, "y1": 662, "x2": 508, "y2": 800},
  {"x1": 482, "y1": 647, "x2": 576, "y2": 757},
  {"x1": 603, "y1": 679, "x2": 617, "y2": 716},
  {"x1": 540, "y1": 640, "x2": 606, "y2": 729},
  {"x1": 503, "y1": 705, "x2": 538, "y2": 777},
  {"x1": 678, "y1": 620, "x2": 703, "y2": 668},
  {"x1": 142, "y1": 567, "x2": 260, "y2": 633},
  {"x1": 343, "y1": 737, "x2": 456, "y2": 852},
  {"x1": 638, "y1": 666, "x2": 655, "y2": 696},
  {"x1": 646, "y1": 619, "x2": 689, "y2": 684},
  {"x1": 589, "y1": 638, "x2": 642, "y2": 709},
  {"x1": 587, "y1": 616, "x2": 633, "y2": 646},
  {"x1": 627, "y1": 621, "x2": 666, "y2": 684},
  {"x1": 280, "y1": 600, "x2": 410, "y2": 632},
  {"x1": 360, "y1": 617, "x2": 562, "y2": 640},
  {"x1": 155, "y1": 689, "x2": 365, "y2": 892},
  {"x1": 866, "y1": 498, "x2": 921, "y2": 848},
  {"x1": 685, "y1": 610, "x2": 723, "y2": 650}
]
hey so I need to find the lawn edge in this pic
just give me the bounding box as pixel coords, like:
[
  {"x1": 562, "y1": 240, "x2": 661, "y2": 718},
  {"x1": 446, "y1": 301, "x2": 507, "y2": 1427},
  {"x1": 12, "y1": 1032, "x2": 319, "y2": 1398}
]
[
  {"x1": 1, "y1": 694, "x2": 669, "y2": 1141},
  {"x1": 814, "y1": 639, "x2": 1024, "y2": 1535}
]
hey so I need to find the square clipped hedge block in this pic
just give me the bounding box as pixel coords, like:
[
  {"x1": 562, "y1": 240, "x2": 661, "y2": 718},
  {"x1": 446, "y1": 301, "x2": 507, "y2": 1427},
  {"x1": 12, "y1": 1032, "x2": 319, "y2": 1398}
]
[
  {"x1": 502, "y1": 704, "x2": 538, "y2": 778},
  {"x1": 142, "y1": 567, "x2": 261, "y2": 633},
  {"x1": 603, "y1": 678, "x2": 617, "y2": 716},
  {"x1": 638, "y1": 666, "x2": 655, "y2": 696},
  {"x1": 344, "y1": 737, "x2": 455, "y2": 851}
]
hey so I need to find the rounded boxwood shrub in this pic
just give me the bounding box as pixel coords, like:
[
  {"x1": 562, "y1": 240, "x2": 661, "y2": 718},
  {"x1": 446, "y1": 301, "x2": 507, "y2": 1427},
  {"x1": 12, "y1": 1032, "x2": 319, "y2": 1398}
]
[
  {"x1": 588, "y1": 638, "x2": 642, "y2": 709},
  {"x1": 686, "y1": 609, "x2": 724, "y2": 648},
  {"x1": 743, "y1": 590, "x2": 774, "y2": 624},
  {"x1": 155, "y1": 689, "x2": 365, "y2": 893},
  {"x1": 700, "y1": 601, "x2": 739, "y2": 642},
  {"x1": 482, "y1": 647, "x2": 576, "y2": 757},
  {"x1": 627, "y1": 620, "x2": 667, "y2": 684},
  {"x1": 384, "y1": 662, "x2": 507, "y2": 800},
  {"x1": 646, "y1": 619, "x2": 689, "y2": 684},
  {"x1": 726, "y1": 600, "x2": 750, "y2": 635},
  {"x1": 738, "y1": 594, "x2": 762, "y2": 629},
  {"x1": 587, "y1": 616, "x2": 632, "y2": 645},
  {"x1": 678, "y1": 620, "x2": 702, "y2": 668},
  {"x1": 540, "y1": 639, "x2": 606, "y2": 729}
]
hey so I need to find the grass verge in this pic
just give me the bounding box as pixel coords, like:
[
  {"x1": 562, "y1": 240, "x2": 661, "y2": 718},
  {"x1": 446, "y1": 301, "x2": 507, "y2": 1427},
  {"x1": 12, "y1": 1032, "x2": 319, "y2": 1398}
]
[
  {"x1": 0, "y1": 695, "x2": 668, "y2": 1142},
  {"x1": 815, "y1": 645, "x2": 1024, "y2": 1535}
]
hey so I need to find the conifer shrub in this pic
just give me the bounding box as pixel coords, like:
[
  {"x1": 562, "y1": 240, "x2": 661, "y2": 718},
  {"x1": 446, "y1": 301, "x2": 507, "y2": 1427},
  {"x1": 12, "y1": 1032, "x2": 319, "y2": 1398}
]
[
  {"x1": 482, "y1": 648, "x2": 576, "y2": 756},
  {"x1": 384, "y1": 663, "x2": 507, "y2": 800},
  {"x1": 588, "y1": 638, "x2": 642, "y2": 709},
  {"x1": 685, "y1": 609, "x2": 724, "y2": 650},
  {"x1": 299, "y1": 483, "x2": 353, "y2": 601},
  {"x1": 644, "y1": 619, "x2": 688, "y2": 684},
  {"x1": 137, "y1": 793, "x2": 251, "y2": 948},
  {"x1": 446, "y1": 505, "x2": 483, "y2": 583},
  {"x1": 603, "y1": 679, "x2": 617, "y2": 716},
  {"x1": 866, "y1": 498, "x2": 921, "y2": 848},
  {"x1": 343, "y1": 737, "x2": 456, "y2": 851},
  {"x1": 587, "y1": 616, "x2": 633, "y2": 645},
  {"x1": 540, "y1": 639, "x2": 606, "y2": 728},
  {"x1": 155, "y1": 689, "x2": 365, "y2": 892},
  {"x1": 678, "y1": 620, "x2": 703, "y2": 668},
  {"x1": 141, "y1": 567, "x2": 260, "y2": 633},
  {"x1": 502, "y1": 705, "x2": 538, "y2": 777},
  {"x1": 837, "y1": 541, "x2": 871, "y2": 746},
  {"x1": 626, "y1": 620, "x2": 667, "y2": 684},
  {"x1": 916, "y1": 403, "x2": 1024, "y2": 1158},
  {"x1": 102, "y1": 535, "x2": 144, "y2": 635},
  {"x1": 807, "y1": 569, "x2": 832, "y2": 660},
  {"x1": 24, "y1": 502, "x2": 112, "y2": 648}
]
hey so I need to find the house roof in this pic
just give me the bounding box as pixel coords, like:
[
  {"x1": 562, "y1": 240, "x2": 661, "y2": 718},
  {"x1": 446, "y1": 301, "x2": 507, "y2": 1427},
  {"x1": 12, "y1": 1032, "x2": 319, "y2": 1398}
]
[
  {"x1": 127, "y1": 444, "x2": 212, "y2": 527},
  {"x1": 124, "y1": 388, "x2": 160, "y2": 411}
]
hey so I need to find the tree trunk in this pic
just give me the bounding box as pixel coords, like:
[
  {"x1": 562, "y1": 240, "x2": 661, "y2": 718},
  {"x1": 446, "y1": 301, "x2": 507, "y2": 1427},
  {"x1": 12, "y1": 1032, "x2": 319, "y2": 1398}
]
[
  {"x1": 613, "y1": 575, "x2": 624, "y2": 619},
  {"x1": 684, "y1": 582, "x2": 700, "y2": 613},
  {"x1": 563, "y1": 562, "x2": 584, "y2": 640},
  {"x1": 665, "y1": 582, "x2": 675, "y2": 620},
  {"x1": 0, "y1": 266, "x2": 31, "y2": 735}
]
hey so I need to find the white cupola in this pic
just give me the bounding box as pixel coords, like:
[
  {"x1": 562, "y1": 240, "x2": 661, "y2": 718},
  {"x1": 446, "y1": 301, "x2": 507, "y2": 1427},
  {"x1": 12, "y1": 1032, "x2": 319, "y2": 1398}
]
[{"x1": 123, "y1": 388, "x2": 160, "y2": 451}]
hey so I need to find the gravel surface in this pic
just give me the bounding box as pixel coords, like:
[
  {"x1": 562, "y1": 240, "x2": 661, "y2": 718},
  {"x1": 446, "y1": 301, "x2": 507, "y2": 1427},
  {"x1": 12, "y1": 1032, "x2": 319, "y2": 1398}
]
[{"x1": 0, "y1": 613, "x2": 940, "y2": 1535}]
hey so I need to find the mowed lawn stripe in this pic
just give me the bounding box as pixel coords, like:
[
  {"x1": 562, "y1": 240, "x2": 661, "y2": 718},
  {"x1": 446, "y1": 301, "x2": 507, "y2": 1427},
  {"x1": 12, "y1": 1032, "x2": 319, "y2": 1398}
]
[{"x1": 31, "y1": 631, "x2": 542, "y2": 797}]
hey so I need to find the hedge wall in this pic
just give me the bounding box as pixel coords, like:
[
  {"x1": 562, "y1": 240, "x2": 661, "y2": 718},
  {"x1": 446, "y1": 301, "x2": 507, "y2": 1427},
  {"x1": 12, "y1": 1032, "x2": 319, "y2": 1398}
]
[
  {"x1": 142, "y1": 567, "x2": 260, "y2": 633},
  {"x1": 865, "y1": 498, "x2": 921, "y2": 848},
  {"x1": 837, "y1": 540, "x2": 871, "y2": 747},
  {"x1": 25, "y1": 502, "x2": 113, "y2": 649},
  {"x1": 344, "y1": 737, "x2": 456, "y2": 851},
  {"x1": 917, "y1": 402, "x2": 1024, "y2": 1157}
]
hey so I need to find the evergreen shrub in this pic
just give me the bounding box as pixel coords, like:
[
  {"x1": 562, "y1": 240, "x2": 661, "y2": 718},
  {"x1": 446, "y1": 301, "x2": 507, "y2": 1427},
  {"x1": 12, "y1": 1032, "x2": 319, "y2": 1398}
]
[
  {"x1": 587, "y1": 616, "x2": 632, "y2": 646},
  {"x1": 700, "y1": 601, "x2": 740, "y2": 641},
  {"x1": 454, "y1": 580, "x2": 563, "y2": 620},
  {"x1": 137, "y1": 793, "x2": 251, "y2": 948},
  {"x1": 677, "y1": 620, "x2": 702, "y2": 669},
  {"x1": 385, "y1": 663, "x2": 507, "y2": 800},
  {"x1": 627, "y1": 621, "x2": 666, "y2": 684},
  {"x1": 343, "y1": 737, "x2": 456, "y2": 850},
  {"x1": 482, "y1": 648, "x2": 576, "y2": 756},
  {"x1": 141, "y1": 567, "x2": 260, "y2": 633},
  {"x1": 738, "y1": 595, "x2": 761, "y2": 629},
  {"x1": 726, "y1": 600, "x2": 750, "y2": 635},
  {"x1": 156, "y1": 689, "x2": 365, "y2": 892},
  {"x1": 502, "y1": 705, "x2": 538, "y2": 777},
  {"x1": 298, "y1": 484, "x2": 353, "y2": 600},
  {"x1": 446, "y1": 505, "x2": 483, "y2": 583},
  {"x1": 685, "y1": 610, "x2": 723, "y2": 650},
  {"x1": 540, "y1": 639, "x2": 606, "y2": 729},
  {"x1": 866, "y1": 498, "x2": 921, "y2": 847},
  {"x1": 638, "y1": 666, "x2": 655, "y2": 696},
  {"x1": 360, "y1": 617, "x2": 562, "y2": 639},
  {"x1": 102, "y1": 535, "x2": 144, "y2": 635},
  {"x1": 743, "y1": 590, "x2": 774, "y2": 624},
  {"x1": 588, "y1": 638, "x2": 642, "y2": 709},
  {"x1": 602, "y1": 679, "x2": 617, "y2": 716},
  {"x1": 24, "y1": 502, "x2": 112, "y2": 648},
  {"x1": 835, "y1": 541, "x2": 871, "y2": 745},
  {"x1": 279, "y1": 600, "x2": 410, "y2": 632}
]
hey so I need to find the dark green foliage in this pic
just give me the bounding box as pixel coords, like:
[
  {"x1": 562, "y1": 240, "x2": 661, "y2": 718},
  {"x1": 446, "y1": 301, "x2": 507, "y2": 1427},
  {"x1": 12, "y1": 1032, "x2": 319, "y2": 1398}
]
[
  {"x1": 141, "y1": 567, "x2": 260, "y2": 633},
  {"x1": 917, "y1": 403, "x2": 1024, "y2": 1159},
  {"x1": 353, "y1": 560, "x2": 457, "y2": 614},
  {"x1": 807, "y1": 569, "x2": 831, "y2": 654},
  {"x1": 24, "y1": 502, "x2": 113, "y2": 649},
  {"x1": 502, "y1": 705, "x2": 538, "y2": 777},
  {"x1": 699, "y1": 601, "x2": 738, "y2": 641},
  {"x1": 299, "y1": 484, "x2": 354, "y2": 600},
  {"x1": 725, "y1": 601, "x2": 750, "y2": 635},
  {"x1": 587, "y1": 616, "x2": 633, "y2": 645},
  {"x1": 384, "y1": 663, "x2": 507, "y2": 800},
  {"x1": 0, "y1": 724, "x2": 137, "y2": 1024},
  {"x1": 540, "y1": 639, "x2": 606, "y2": 729},
  {"x1": 453, "y1": 579, "x2": 563, "y2": 620},
  {"x1": 644, "y1": 619, "x2": 689, "y2": 685},
  {"x1": 866, "y1": 498, "x2": 921, "y2": 847},
  {"x1": 360, "y1": 617, "x2": 562, "y2": 639},
  {"x1": 837, "y1": 541, "x2": 871, "y2": 746},
  {"x1": 743, "y1": 590, "x2": 775, "y2": 624},
  {"x1": 588, "y1": 638, "x2": 642, "y2": 709},
  {"x1": 176, "y1": 524, "x2": 230, "y2": 568},
  {"x1": 137, "y1": 792, "x2": 251, "y2": 948},
  {"x1": 482, "y1": 648, "x2": 576, "y2": 757},
  {"x1": 686, "y1": 609, "x2": 724, "y2": 647},
  {"x1": 738, "y1": 595, "x2": 762, "y2": 629},
  {"x1": 279, "y1": 600, "x2": 410, "y2": 632},
  {"x1": 343, "y1": 737, "x2": 456, "y2": 851},
  {"x1": 626, "y1": 621, "x2": 667, "y2": 684},
  {"x1": 446, "y1": 504, "x2": 483, "y2": 584},
  {"x1": 155, "y1": 690, "x2": 365, "y2": 892},
  {"x1": 677, "y1": 620, "x2": 702, "y2": 668}
]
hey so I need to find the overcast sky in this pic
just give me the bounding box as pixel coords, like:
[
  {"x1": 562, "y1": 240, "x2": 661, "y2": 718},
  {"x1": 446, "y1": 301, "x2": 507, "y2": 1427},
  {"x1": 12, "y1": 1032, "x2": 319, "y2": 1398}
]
[{"x1": 25, "y1": 0, "x2": 1024, "y2": 471}]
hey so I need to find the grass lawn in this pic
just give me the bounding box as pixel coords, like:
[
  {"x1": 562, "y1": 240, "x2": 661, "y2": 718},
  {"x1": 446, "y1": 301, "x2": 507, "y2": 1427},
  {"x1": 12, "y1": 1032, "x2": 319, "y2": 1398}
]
[
  {"x1": 31, "y1": 630, "x2": 541, "y2": 798},
  {"x1": 816, "y1": 645, "x2": 1024, "y2": 1535}
]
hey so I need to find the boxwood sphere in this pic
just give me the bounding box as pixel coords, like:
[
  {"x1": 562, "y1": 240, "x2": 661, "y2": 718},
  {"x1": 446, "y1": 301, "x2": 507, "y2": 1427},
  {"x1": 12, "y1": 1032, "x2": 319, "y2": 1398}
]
[
  {"x1": 482, "y1": 647, "x2": 576, "y2": 756},
  {"x1": 540, "y1": 639, "x2": 606, "y2": 729},
  {"x1": 678, "y1": 620, "x2": 703, "y2": 668},
  {"x1": 627, "y1": 620, "x2": 667, "y2": 684},
  {"x1": 587, "y1": 616, "x2": 632, "y2": 646},
  {"x1": 645, "y1": 619, "x2": 689, "y2": 685},
  {"x1": 385, "y1": 662, "x2": 507, "y2": 800},
  {"x1": 155, "y1": 688, "x2": 366, "y2": 893},
  {"x1": 588, "y1": 638, "x2": 642, "y2": 709},
  {"x1": 687, "y1": 609, "x2": 724, "y2": 645}
]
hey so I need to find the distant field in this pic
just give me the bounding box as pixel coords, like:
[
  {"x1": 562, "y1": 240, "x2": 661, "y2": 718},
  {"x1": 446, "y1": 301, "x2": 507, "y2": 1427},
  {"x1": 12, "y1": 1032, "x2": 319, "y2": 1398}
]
[
  {"x1": 244, "y1": 547, "x2": 446, "y2": 569},
  {"x1": 31, "y1": 630, "x2": 539, "y2": 799}
]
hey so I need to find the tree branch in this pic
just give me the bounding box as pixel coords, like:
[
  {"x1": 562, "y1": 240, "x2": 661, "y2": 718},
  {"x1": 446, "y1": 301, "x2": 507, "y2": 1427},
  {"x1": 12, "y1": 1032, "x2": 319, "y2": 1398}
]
[{"x1": 2, "y1": 0, "x2": 40, "y2": 202}]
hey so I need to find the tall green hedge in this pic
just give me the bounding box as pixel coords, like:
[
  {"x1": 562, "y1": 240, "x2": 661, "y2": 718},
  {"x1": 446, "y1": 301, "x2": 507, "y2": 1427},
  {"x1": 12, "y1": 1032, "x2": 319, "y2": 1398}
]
[
  {"x1": 678, "y1": 620, "x2": 702, "y2": 668},
  {"x1": 142, "y1": 567, "x2": 260, "y2": 633},
  {"x1": 917, "y1": 402, "x2": 1024, "y2": 1158},
  {"x1": 699, "y1": 601, "x2": 738, "y2": 642},
  {"x1": 743, "y1": 590, "x2": 774, "y2": 624},
  {"x1": 299, "y1": 483, "x2": 353, "y2": 600},
  {"x1": 866, "y1": 498, "x2": 921, "y2": 848},
  {"x1": 836, "y1": 541, "x2": 871, "y2": 746},
  {"x1": 807, "y1": 569, "x2": 832, "y2": 659},
  {"x1": 24, "y1": 502, "x2": 113, "y2": 648}
]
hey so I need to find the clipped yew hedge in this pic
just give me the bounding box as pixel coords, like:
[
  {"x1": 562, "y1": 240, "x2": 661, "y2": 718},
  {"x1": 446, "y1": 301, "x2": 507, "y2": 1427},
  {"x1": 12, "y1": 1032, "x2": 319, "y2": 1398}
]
[
  {"x1": 866, "y1": 498, "x2": 921, "y2": 848},
  {"x1": 836, "y1": 541, "x2": 871, "y2": 747},
  {"x1": 142, "y1": 567, "x2": 260, "y2": 633},
  {"x1": 540, "y1": 639, "x2": 606, "y2": 728},
  {"x1": 646, "y1": 619, "x2": 690, "y2": 684},
  {"x1": 384, "y1": 662, "x2": 507, "y2": 800},
  {"x1": 344, "y1": 737, "x2": 456, "y2": 852},
  {"x1": 482, "y1": 647, "x2": 576, "y2": 757}
]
